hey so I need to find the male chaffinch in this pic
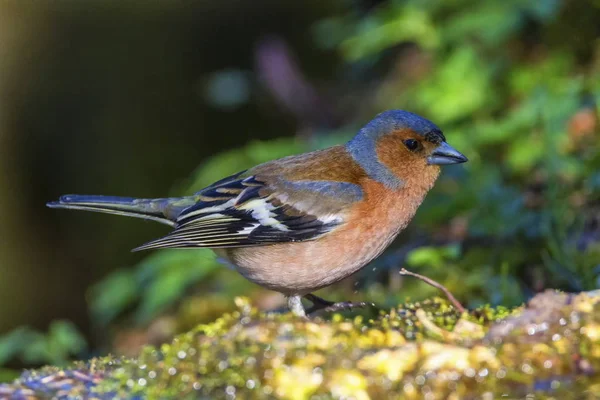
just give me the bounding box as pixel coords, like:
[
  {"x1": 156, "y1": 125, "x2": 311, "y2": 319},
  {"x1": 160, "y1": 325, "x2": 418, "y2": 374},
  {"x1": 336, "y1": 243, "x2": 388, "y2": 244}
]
[{"x1": 48, "y1": 110, "x2": 467, "y2": 317}]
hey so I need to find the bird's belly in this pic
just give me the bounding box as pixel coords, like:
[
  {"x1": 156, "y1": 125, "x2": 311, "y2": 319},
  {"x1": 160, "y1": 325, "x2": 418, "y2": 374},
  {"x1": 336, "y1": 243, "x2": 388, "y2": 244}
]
[
  {"x1": 213, "y1": 180, "x2": 429, "y2": 295},
  {"x1": 214, "y1": 223, "x2": 400, "y2": 295}
]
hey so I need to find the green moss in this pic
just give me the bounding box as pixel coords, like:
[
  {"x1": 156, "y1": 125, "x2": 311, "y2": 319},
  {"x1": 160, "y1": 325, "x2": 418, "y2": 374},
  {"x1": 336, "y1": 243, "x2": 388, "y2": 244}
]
[{"x1": 2, "y1": 291, "x2": 600, "y2": 399}]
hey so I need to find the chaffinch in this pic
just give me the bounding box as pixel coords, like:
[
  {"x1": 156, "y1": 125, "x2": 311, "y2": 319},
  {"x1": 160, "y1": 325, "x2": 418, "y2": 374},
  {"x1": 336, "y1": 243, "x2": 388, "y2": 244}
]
[{"x1": 48, "y1": 110, "x2": 467, "y2": 317}]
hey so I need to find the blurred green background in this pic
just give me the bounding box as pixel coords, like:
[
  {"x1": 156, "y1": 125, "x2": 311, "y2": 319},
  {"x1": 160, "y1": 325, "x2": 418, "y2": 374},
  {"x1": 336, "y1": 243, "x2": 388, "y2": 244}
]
[{"x1": 1, "y1": 0, "x2": 600, "y2": 377}]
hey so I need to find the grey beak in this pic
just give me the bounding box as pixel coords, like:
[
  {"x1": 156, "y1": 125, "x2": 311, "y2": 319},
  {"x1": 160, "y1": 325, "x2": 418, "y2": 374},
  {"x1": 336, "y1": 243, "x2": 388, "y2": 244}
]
[{"x1": 427, "y1": 141, "x2": 468, "y2": 165}]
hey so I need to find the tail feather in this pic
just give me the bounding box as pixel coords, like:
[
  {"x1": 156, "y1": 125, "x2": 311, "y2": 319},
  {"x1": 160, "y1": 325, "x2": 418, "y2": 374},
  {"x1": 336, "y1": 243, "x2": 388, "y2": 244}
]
[{"x1": 46, "y1": 195, "x2": 184, "y2": 227}]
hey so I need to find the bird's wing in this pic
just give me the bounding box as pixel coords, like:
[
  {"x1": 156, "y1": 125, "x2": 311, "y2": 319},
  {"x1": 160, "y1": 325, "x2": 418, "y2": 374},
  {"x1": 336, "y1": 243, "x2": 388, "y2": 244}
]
[{"x1": 132, "y1": 171, "x2": 363, "y2": 250}]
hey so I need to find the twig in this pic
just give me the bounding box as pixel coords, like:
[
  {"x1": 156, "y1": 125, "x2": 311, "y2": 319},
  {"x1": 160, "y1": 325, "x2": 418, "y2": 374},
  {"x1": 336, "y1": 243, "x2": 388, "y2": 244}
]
[{"x1": 399, "y1": 268, "x2": 467, "y2": 313}]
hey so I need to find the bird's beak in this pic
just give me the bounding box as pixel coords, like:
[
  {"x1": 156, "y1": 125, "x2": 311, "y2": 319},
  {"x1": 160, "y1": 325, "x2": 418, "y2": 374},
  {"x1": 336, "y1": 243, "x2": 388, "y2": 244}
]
[{"x1": 427, "y1": 141, "x2": 468, "y2": 165}]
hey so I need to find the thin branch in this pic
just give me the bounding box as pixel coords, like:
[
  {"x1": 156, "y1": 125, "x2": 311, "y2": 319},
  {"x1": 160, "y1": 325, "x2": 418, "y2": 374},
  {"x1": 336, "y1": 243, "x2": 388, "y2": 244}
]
[{"x1": 399, "y1": 268, "x2": 467, "y2": 313}]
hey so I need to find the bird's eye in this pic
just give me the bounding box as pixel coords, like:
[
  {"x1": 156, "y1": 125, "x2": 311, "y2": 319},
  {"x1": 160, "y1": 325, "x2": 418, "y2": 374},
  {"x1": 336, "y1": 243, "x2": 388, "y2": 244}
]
[{"x1": 403, "y1": 139, "x2": 420, "y2": 151}]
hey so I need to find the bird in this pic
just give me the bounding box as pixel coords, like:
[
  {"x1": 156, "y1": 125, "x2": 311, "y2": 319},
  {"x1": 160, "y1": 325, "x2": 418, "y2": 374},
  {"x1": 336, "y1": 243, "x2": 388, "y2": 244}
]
[{"x1": 47, "y1": 110, "x2": 467, "y2": 317}]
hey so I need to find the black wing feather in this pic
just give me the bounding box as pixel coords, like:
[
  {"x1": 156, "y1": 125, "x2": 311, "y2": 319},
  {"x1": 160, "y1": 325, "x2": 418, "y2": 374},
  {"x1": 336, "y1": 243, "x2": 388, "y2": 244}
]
[{"x1": 132, "y1": 173, "x2": 344, "y2": 251}]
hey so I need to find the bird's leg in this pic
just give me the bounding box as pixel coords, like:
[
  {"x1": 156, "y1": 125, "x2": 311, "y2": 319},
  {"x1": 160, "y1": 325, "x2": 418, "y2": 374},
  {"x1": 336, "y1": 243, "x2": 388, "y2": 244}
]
[
  {"x1": 287, "y1": 295, "x2": 307, "y2": 318},
  {"x1": 304, "y1": 293, "x2": 376, "y2": 315}
]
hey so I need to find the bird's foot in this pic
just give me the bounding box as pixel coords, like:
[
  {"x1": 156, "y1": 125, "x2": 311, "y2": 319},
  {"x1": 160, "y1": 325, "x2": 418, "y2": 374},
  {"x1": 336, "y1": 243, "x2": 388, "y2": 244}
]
[
  {"x1": 287, "y1": 295, "x2": 308, "y2": 318},
  {"x1": 303, "y1": 293, "x2": 376, "y2": 315}
]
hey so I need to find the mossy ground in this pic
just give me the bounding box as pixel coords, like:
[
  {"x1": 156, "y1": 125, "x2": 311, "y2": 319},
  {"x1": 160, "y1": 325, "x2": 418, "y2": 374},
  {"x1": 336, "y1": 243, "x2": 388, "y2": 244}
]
[{"x1": 2, "y1": 290, "x2": 600, "y2": 399}]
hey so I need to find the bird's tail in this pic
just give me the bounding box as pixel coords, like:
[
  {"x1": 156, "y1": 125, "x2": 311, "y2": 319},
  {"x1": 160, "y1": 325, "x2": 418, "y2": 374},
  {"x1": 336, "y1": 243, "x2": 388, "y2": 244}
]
[{"x1": 46, "y1": 195, "x2": 193, "y2": 227}]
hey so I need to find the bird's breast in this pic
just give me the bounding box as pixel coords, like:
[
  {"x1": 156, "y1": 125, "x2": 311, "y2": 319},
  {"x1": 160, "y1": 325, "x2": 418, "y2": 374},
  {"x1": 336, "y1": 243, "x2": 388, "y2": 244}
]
[{"x1": 216, "y1": 181, "x2": 430, "y2": 295}]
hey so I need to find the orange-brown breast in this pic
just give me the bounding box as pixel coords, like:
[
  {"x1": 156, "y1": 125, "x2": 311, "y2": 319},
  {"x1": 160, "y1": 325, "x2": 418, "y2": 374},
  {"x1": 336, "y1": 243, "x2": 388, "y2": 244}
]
[{"x1": 218, "y1": 169, "x2": 440, "y2": 295}]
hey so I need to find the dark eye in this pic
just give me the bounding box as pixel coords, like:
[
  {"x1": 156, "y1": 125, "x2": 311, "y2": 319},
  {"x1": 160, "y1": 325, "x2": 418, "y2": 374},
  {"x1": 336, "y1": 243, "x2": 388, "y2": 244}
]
[{"x1": 403, "y1": 139, "x2": 420, "y2": 151}]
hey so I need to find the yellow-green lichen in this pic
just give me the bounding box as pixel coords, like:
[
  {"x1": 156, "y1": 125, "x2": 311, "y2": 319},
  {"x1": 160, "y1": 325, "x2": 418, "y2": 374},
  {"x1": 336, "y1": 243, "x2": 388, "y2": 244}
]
[{"x1": 2, "y1": 291, "x2": 600, "y2": 399}]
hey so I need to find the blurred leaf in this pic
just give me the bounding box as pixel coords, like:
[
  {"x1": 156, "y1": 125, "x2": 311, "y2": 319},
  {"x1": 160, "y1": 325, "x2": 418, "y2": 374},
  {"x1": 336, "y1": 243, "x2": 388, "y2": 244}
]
[
  {"x1": 507, "y1": 134, "x2": 546, "y2": 172},
  {"x1": 20, "y1": 333, "x2": 47, "y2": 365},
  {"x1": 134, "y1": 250, "x2": 219, "y2": 324},
  {"x1": 415, "y1": 47, "x2": 493, "y2": 124},
  {"x1": 341, "y1": 6, "x2": 439, "y2": 61},
  {"x1": 89, "y1": 269, "x2": 138, "y2": 326},
  {"x1": 0, "y1": 328, "x2": 35, "y2": 365},
  {"x1": 509, "y1": 53, "x2": 574, "y2": 97},
  {"x1": 0, "y1": 322, "x2": 86, "y2": 367},
  {"x1": 443, "y1": 3, "x2": 522, "y2": 46},
  {"x1": 406, "y1": 244, "x2": 461, "y2": 269},
  {"x1": 46, "y1": 321, "x2": 87, "y2": 362}
]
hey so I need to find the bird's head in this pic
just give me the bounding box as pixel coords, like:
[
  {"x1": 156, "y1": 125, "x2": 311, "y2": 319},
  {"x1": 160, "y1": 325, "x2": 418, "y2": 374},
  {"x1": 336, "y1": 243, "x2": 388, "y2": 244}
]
[{"x1": 347, "y1": 110, "x2": 467, "y2": 189}]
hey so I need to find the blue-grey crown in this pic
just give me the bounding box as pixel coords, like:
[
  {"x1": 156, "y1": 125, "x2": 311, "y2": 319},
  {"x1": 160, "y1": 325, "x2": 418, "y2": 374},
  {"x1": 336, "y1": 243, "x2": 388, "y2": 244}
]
[{"x1": 354, "y1": 110, "x2": 445, "y2": 142}]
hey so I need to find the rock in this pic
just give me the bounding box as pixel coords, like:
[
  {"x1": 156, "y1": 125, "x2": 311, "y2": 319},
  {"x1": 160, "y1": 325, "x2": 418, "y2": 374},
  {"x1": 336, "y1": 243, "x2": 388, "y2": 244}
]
[{"x1": 2, "y1": 290, "x2": 599, "y2": 399}]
